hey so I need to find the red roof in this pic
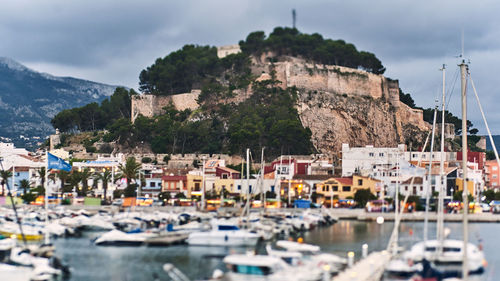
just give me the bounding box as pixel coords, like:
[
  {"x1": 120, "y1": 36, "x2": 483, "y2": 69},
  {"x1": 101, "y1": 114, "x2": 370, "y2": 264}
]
[
  {"x1": 334, "y1": 177, "x2": 353, "y2": 185},
  {"x1": 162, "y1": 175, "x2": 186, "y2": 181}
]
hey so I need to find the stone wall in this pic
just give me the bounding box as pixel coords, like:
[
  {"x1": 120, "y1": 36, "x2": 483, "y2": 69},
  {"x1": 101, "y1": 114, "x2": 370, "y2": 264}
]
[
  {"x1": 217, "y1": 44, "x2": 241, "y2": 58},
  {"x1": 265, "y1": 61, "x2": 400, "y2": 104},
  {"x1": 131, "y1": 90, "x2": 200, "y2": 122}
]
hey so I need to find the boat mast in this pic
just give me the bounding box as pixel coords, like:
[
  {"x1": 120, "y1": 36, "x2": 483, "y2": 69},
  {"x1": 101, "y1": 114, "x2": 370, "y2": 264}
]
[
  {"x1": 437, "y1": 64, "x2": 446, "y2": 255},
  {"x1": 460, "y1": 58, "x2": 469, "y2": 280},
  {"x1": 423, "y1": 103, "x2": 438, "y2": 243},
  {"x1": 260, "y1": 147, "x2": 265, "y2": 210},
  {"x1": 246, "y1": 148, "x2": 250, "y2": 217}
]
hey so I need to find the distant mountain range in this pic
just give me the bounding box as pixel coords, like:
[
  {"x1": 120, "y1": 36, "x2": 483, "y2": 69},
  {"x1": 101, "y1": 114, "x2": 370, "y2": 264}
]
[
  {"x1": 485, "y1": 135, "x2": 500, "y2": 153},
  {"x1": 0, "y1": 57, "x2": 120, "y2": 149}
]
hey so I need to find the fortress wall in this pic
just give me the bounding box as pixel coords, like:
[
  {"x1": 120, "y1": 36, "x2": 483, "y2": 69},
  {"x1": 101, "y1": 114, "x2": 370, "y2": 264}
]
[{"x1": 272, "y1": 62, "x2": 399, "y2": 102}]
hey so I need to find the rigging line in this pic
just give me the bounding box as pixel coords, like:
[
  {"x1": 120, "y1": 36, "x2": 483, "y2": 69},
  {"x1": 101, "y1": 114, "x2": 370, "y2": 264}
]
[
  {"x1": 469, "y1": 74, "x2": 500, "y2": 171},
  {"x1": 445, "y1": 67, "x2": 460, "y2": 111}
]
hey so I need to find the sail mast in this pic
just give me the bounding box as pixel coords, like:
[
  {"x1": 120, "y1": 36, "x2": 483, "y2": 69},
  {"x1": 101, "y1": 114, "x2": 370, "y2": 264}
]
[
  {"x1": 437, "y1": 64, "x2": 446, "y2": 255},
  {"x1": 459, "y1": 59, "x2": 469, "y2": 280},
  {"x1": 423, "y1": 103, "x2": 438, "y2": 243}
]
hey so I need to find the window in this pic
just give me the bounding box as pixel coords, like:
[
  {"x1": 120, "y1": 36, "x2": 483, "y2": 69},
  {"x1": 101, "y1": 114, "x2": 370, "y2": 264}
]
[
  {"x1": 405, "y1": 186, "x2": 408, "y2": 191},
  {"x1": 222, "y1": 173, "x2": 228, "y2": 179},
  {"x1": 238, "y1": 185, "x2": 241, "y2": 190},
  {"x1": 379, "y1": 153, "x2": 384, "y2": 157},
  {"x1": 369, "y1": 153, "x2": 374, "y2": 157},
  {"x1": 150, "y1": 182, "x2": 156, "y2": 187},
  {"x1": 249, "y1": 185, "x2": 252, "y2": 193},
  {"x1": 194, "y1": 183, "x2": 200, "y2": 191},
  {"x1": 493, "y1": 166, "x2": 498, "y2": 171},
  {"x1": 342, "y1": 186, "x2": 351, "y2": 192},
  {"x1": 358, "y1": 179, "x2": 363, "y2": 186},
  {"x1": 326, "y1": 186, "x2": 330, "y2": 192},
  {"x1": 271, "y1": 185, "x2": 275, "y2": 192},
  {"x1": 494, "y1": 174, "x2": 497, "y2": 179},
  {"x1": 332, "y1": 185, "x2": 338, "y2": 191},
  {"x1": 420, "y1": 186, "x2": 423, "y2": 191}
]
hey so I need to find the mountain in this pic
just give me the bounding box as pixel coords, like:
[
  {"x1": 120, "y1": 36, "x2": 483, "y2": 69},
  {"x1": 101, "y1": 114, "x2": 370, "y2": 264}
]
[
  {"x1": 0, "y1": 57, "x2": 120, "y2": 149},
  {"x1": 486, "y1": 135, "x2": 500, "y2": 153}
]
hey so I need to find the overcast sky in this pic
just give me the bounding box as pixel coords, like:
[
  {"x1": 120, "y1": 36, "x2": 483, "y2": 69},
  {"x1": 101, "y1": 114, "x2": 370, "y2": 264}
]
[{"x1": 2, "y1": 0, "x2": 500, "y2": 134}]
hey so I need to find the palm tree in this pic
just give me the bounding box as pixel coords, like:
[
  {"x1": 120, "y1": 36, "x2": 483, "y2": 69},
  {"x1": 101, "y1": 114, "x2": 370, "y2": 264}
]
[
  {"x1": 67, "y1": 171, "x2": 82, "y2": 195},
  {"x1": 94, "y1": 170, "x2": 112, "y2": 200},
  {"x1": 19, "y1": 179, "x2": 30, "y2": 196},
  {"x1": 0, "y1": 170, "x2": 12, "y2": 196},
  {"x1": 79, "y1": 168, "x2": 93, "y2": 196},
  {"x1": 117, "y1": 157, "x2": 141, "y2": 189},
  {"x1": 37, "y1": 167, "x2": 46, "y2": 190},
  {"x1": 57, "y1": 170, "x2": 70, "y2": 193}
]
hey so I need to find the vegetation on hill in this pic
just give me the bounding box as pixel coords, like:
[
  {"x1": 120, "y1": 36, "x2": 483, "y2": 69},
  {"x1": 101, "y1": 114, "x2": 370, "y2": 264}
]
[
  {"x1": 51, "y1": 87, "x2": 136, "y2": 133},
  {"x1": 240, "y1": 27, "x2": 385, "y2": 74},
  {"x1": 138, "y1": 27, "x2": 385, "y2": 97}
]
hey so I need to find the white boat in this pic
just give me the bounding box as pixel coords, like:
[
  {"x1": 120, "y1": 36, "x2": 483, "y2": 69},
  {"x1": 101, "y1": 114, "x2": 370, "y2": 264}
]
[
  {"x1": 268, "y1": 240, "x2": 346, "y2": 274},
  {"x1": 222, "y1": 253, "x2": 322, "y2": 281},
  {"x1": 94, "y1": 229, "x2": 156, "y2": 246},
  {"x1": 187, "y1": 220, "x2": 260, "y2": 246},
  {"x1": 403, "y1": 239, "x2": 486, "y2": 274}
]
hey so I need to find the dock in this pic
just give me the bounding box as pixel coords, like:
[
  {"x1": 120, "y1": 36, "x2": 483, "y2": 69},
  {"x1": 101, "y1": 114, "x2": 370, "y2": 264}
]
[{"x1": 333, "y1": 251, "x2": 392, "y2": 281}]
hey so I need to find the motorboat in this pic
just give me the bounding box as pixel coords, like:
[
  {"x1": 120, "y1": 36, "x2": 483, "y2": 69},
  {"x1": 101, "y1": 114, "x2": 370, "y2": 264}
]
[
  {"x1": 94, "y1": 229, "x2": 157, "y2": 246},
  {"x1": 187, "y1": 220, "x2": 260, "y2": 246},
  {"x1": 403, "y1": 239, "x2": 486, "y2": 275},
  {"x1": 268, "y1": 240, "x2": 346, "y2": 274},
  {"x1": 221, "y1": 253, "x2": 323, "y2": 281}
]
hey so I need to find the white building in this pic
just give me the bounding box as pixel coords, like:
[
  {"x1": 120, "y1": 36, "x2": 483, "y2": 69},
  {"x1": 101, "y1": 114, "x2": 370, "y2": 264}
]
[{"x1": 341, "y1": 143, "x2": 406, "y2": 177}]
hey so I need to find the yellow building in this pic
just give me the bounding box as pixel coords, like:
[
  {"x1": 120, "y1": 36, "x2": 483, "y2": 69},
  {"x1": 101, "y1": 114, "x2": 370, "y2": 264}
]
[
  {"x1": 214, "y1": 178, "x2": 236, "y2": 194},
  {"x1": 455, "y1": 178, "x2": 475, "y2": 197},
  {"x1": 316, "y1": 175, "x2": 380, "y2": 199}
]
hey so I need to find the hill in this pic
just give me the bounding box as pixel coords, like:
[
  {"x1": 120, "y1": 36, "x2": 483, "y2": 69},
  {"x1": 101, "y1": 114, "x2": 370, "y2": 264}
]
[
  {"x1": 0, "y1": 57, "x2": 120, "y2": 149},
  {"x1": 51, "y1": 27, "x2": 430, "y2": 158}
]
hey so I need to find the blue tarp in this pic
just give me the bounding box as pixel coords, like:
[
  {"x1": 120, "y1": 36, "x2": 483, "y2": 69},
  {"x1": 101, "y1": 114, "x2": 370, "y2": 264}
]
[{"x1": 294, "y1": 199, "x2": 311, "y2": 208}]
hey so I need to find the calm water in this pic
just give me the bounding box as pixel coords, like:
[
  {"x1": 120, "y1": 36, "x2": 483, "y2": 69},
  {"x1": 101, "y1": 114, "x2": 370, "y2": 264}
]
[{"x1": 53, "y1": 221, "x2": 499, "y2": 281}]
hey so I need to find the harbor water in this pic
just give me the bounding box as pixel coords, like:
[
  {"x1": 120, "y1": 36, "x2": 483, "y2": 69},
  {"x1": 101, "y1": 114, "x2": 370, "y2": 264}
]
[{"x1": 52, "y1": 220, "x2": 499, "y2": 281}]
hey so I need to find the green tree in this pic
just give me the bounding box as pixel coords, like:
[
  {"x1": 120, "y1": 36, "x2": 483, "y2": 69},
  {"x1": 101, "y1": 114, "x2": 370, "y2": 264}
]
[
  {"x1": 37, "y1": 167, "x2": 46, "y2": 191},
  {"x1": 94, "y1": 170, "x2": 113, "y2": 200},
  {"x1": 354, "y1": 188, "x2": 376, "y2": 208},
  {"x1": 79, "y1": 168, "x2": 92, "y2": 196},
  {"x1": 57, "y1": 170, "x2": 70, "y2": 193},
  {"x1": 19, "y1": 179, "x2": 30, "y2": 196},
  {"x1": 0, "y1": 170, "x2": 12, "y2": 196},
  {"x1": 117, "y1": 157, "x2": 142, "y2": 190}
]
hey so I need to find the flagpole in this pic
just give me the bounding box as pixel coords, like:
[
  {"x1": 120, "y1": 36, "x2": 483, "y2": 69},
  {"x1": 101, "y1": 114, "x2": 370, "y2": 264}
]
[{"x1": 44, "y1": 151, "x2": 49, "y2": 245}]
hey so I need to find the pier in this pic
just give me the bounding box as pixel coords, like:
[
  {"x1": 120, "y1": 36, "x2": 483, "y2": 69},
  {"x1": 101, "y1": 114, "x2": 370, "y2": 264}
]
[{"x1": 333, "y1": 251, "x2": 392, "y2": 281}]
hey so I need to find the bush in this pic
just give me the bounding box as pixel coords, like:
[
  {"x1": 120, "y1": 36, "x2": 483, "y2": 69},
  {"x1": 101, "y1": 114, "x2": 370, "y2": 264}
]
[
  {"x1": 99, "y1": 143, "x2": 113, "y2": 154},
  {"x1": 142, "y1": 157, "x2": 152, "y2": 163}
]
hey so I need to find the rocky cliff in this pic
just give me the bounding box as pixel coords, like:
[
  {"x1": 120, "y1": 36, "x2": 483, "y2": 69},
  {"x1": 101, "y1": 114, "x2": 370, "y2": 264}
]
[
  {"x1": 253, "y1": 57, "x2": 430, "y2": 153},
  {"x1": 133, "y1": 55, "x2": 430, "y2": 154}
]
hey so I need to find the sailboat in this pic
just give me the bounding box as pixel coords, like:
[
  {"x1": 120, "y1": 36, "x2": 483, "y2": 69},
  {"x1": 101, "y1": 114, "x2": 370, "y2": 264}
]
[{"x1": 386, "y1": 60, "x2": 488, "y2": 279}]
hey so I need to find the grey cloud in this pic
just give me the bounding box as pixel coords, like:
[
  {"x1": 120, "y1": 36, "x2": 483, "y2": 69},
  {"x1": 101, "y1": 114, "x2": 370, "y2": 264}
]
[{"x1": 1, "y1": 0, "x2": 500, "y2": 133}]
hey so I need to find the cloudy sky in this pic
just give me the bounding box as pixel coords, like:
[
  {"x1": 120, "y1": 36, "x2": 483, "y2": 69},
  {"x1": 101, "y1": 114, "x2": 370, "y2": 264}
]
[{"x1": 1, "y1": 0, "x2": 500, "y2": 133}]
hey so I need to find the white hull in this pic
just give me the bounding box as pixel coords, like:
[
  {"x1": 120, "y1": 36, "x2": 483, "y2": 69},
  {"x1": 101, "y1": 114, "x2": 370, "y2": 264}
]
[{"x1": 187, "y1": 230, "x2": 259, "y2": 246}]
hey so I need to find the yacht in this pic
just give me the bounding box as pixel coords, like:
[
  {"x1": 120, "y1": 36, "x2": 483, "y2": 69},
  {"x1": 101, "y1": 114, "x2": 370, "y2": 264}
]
[
  {"x1": 187, "y1": 220, "x2": 260, "y2": 246},
  {"x1": 222, "y1": 253, "x2": 322, "y2": 281},
  {"x1": 403, "y1": 239, "x2": 486, "y2": 275}
]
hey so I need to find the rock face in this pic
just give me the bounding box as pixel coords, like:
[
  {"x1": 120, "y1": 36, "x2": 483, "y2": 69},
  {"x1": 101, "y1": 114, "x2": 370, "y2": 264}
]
[
  {"x1": 297, "y1": 90, "x2": 429, "y2": 153},
  {"x1": 253, "y1": 57, "x2": 430, "y2": 153},
  {"x1": 132, "y1": 55, "x2": 430, "y2": 154}
]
